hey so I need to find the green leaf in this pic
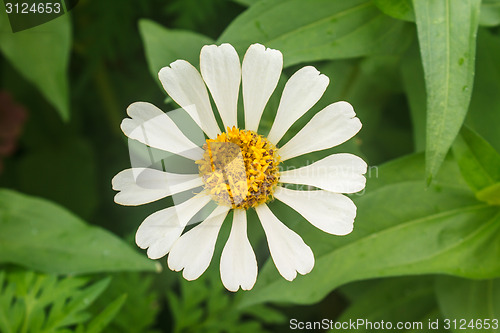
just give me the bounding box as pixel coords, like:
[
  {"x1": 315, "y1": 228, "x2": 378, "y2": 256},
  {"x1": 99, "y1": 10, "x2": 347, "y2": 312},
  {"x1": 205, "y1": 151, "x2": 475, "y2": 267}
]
[
  {"x1": 477, "y1": 183, "x2": 500, "y2": 206},
  {"x1": 0, "y1": 189, "x2": 158, "y2": 274},
  {"x1": 86, "y1": 294, "x2": 127, "y2": 333},
  {"x1": 218, "y1": 0, "x2": 412, "y2": 67},
  {"x1": 373, "y1": 0, "x2": 415, "y2": 22},
  {"x1": 240, "y1": 154, "x2": 500, "y2": 307},
  {"x1": 0, "y1": 269, "x2": 120, "y2": 333},
  {"x1": 412, "y1": 0, "x2": 481, "y2": 182},
  {"x1": 466, "y1": 29, "x2": 500, "y2": 152},
  {"x1": 51, "y1": 278, "x2": 111, "y2": 329},
  {"x1": 241, "y1": 304, "x2": 286, "y2": 325},
  {"x1": 169, "y1": 268, "x2": 276, "y2": 333},
  {"x1": 452, "y1": 126, "x2": 500, "y2": 193},
  {"x1": 88, "y1": 273, "x2": 159, "y2": 333},
  {"x1": 0, "y1": 12, "x2": 71, "y2": 121},
  {"x1": 139, "y1": 19, "x2": 214, "y2": 81},
  {"x1": 436, "y1": 276, "x2": 500, "y2": 332},
  {"x1": 480, "y1": 0, "x2": 500, "y2": 26},
  {"x1": 374, "y1": 0, "x2": 500, "y2": 27},
  {"x1": 336, "y1": 277, "x2": 438, "y2": 332},
  {"x1": 401, "y1": 42, "x2": 427, "y2": 152},
  {"x1": 232, "y1": 0, "x2": 259, "y2": 7}
]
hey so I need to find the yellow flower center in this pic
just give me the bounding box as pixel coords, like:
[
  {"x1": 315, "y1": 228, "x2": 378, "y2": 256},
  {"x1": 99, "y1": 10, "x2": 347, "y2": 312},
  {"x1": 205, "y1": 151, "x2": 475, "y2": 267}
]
[{"x1": 196, "y1": 127, "x2": 280, "y2": 210}]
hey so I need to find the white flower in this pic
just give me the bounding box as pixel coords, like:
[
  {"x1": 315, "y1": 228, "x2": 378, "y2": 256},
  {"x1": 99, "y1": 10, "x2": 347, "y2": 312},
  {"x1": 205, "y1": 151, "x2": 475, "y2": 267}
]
[{"x1": 112, "y1": 43, "x2": 367, "y2": 292}]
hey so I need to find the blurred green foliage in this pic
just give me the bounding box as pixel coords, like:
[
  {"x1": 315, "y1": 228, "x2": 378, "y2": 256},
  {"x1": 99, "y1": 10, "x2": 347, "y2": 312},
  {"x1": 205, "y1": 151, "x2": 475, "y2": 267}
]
[
  {"x1": 0, "y1": 269, "x2": 125, "y2": 333},
  {"x1": 1, "y1": 0, "x2": 500, "y2": 331}
]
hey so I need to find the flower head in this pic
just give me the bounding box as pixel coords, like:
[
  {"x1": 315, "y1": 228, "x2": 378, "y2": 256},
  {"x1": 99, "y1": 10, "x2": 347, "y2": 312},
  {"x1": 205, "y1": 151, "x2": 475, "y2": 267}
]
[{"x1": 112, "y1": 43, "x2": 367, "y2": 291}]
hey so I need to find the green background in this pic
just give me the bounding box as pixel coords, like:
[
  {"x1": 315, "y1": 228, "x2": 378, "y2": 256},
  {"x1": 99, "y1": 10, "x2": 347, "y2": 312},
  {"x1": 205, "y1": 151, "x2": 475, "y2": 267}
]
[{"x1": 1, "y1": 0, "x2": 500, "y2": 332}]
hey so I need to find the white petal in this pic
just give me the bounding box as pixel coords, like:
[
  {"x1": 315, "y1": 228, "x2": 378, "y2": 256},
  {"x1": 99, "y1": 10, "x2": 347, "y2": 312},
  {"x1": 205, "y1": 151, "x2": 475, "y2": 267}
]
[
  {"x1": 200, "y1": 44, "x2": 241, "y2": 129},
  {"x1": 168, "y1": 205, "x2": 230, "y2": 280},
  {"x1": 242, "y1": 44, "x2": 283, "y2": 132},
  {"x1": 220, "y1": 210, "x2": 258, "y2": 292},
  {"x1": 256, "y1": 204, "x2": 314, "y2": 281},
  {"x1": 266, "y1": 66, "x2": 329, "y2": 144},
  {"x1": 280, "y1": 153, "x2": 367, "y2": 193},
  {"x1": 121, "y1": 102, "x2": 203, "y2": 161},
  {"x1": 274, "y1": 186, "x2": 356, "y2": 235},
  {"x1": 159, "y1": 60, "x2": 220, "y2": 139},
  {"x1": 279, "y1": 101, "x2": 362, "y2": 161},
  {"x1": 135, "y1": 192, "x2": 211, "y2": 259},
  {"x1": 112, "y1": 168, "x2": 203, "y2": 206}
]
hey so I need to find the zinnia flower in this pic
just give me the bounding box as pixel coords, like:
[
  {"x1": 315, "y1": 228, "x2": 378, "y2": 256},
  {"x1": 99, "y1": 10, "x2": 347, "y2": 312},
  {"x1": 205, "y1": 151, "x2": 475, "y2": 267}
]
[{"x1": 112, "y1": 43, "x2": 367, "y2": 291}]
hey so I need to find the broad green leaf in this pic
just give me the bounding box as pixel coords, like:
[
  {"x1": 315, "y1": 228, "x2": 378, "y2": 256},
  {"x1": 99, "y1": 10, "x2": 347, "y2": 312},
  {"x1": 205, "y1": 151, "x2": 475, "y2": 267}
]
[
  {"x1": 0, "y1": 189, "x2": 158, "y2": 274},
  {"x1": 218, "y1": 0, "x2": 412, "y2": 67},
  {"x1": 452, "y1": 127, "x2": 500, "y2": 193},
  {"x1": 373, "y1": 0, "x2": 415, "y2": 22},
  {"x1": 436, "y1": 276, "x2": 500, "y2": 332},
  {"x1": 139, "y1": 19, "x2": 214, "y2": 81},
  {"x1": 240, "y1": 154, "x2": 500, "y2": 307},
  {"x1": 412, "y1": 0, "x2": 481, "y2": 182},
  {"x1": 480, "y1": 0, "x2": 500, "y2": 26},
  {"x1": 335, "y1": 277, "x2": 438, "y2": 332},
  {"x1": 0, "y1": 11, "x2": 71, "y2": 121}
]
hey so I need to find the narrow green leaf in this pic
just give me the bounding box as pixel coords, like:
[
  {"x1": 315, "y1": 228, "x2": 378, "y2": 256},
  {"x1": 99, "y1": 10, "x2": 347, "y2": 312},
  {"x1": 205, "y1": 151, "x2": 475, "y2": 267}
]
[
  {"x1": 412, "y1": 0, "x2": 481, "y2": 181},
  {"x1": 477, "y1": 183, "x2": 500, "y2": 206},
  {"x1": 85, "y1": 294, "x2": 127, "y2": 333},
  {"x1": 241, "y1": 305, "x2": 286, "y2": 325},
  {"x1": 401, "y1": 42, "x2": 427, "y2": 152},
  {"x1": 480, "y1": 0, "x2": 500, "y2": 26},
  {"x1": 0, "y1": 271, "x2": 12, "y2": 333},
  {"x1": 0, "y1": 11, "x2": 71, "y2": 120},
  {"x1": 436, "y1": 276, "x2": 500, "y2": 332},
  {"x1": 240, "y1": 154, "x2": 500, "y2": 307},
  {"x1": 87, "y1": 273, "x2": 159, "y2": 333},
  {"x1": 452, "y1": 126, "x2": 500, "y2": 193},
  {"x1": 0, "y1": 270, "x2": 126, "y2": 333},
  {"x1": 375, "y1": 0, "x2": 500, "y2": 27},
  {"x1": 65, "y1": 278, "x2": 111, "y2": 317},
  {"x1": 139, "y1": 19, "x2": 214, "y2": 81},
  {"x1": 218, "y1": 0, "x2": 412, "y2": 67},
  {"x1": 232, "y1": 0, "x2": 259, "y2": 7},
  {"x1": 52, "y1": 278, "x2": 111, "y2": 330},
  {"x1": 0, "y1": 189, "x2": 158, "y2": 274},
  {"x1": 373, "y1": 0, "x2": 415, "y2": 22}
]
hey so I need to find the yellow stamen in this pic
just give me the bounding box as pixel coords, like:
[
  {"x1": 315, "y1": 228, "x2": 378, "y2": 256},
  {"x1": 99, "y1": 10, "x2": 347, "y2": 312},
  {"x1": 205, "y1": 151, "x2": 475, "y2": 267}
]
[{"x1": 197, "y1": 127, "x2": 281, "y2": 210}]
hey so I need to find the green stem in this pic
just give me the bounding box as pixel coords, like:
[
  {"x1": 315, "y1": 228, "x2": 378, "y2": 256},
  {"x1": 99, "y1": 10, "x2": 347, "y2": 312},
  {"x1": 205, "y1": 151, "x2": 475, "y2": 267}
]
[{"x1": 93, "y1": 62, "x2": 123, "y2": 137}]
